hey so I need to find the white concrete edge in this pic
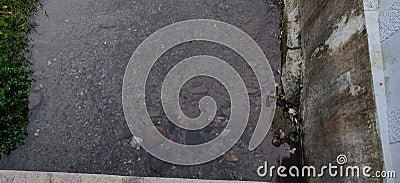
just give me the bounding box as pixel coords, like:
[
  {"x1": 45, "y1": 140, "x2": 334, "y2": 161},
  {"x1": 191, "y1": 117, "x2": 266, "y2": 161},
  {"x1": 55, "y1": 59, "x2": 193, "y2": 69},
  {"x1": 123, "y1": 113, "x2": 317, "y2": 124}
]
[
  {"x1": 0, "y1": 170, "x2": 268, "y2": 183},
  {"x1": 363, "y1": 1, "x2": 394, "y2": 183}
]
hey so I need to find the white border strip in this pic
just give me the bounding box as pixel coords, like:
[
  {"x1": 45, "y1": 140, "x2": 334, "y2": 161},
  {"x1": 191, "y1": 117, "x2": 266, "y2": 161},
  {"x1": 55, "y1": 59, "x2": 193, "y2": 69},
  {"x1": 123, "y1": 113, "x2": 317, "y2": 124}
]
[
  {"x1": 363, "y1": 1, "x2": 394, "y2": 182},
  {"x1": 0, "y1": 170, "x2": 266, "y2": 183}
]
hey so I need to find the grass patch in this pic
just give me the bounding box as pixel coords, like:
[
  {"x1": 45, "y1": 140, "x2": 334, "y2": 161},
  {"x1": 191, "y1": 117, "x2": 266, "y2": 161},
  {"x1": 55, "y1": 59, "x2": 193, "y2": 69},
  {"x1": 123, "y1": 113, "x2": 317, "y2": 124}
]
[{"x1": 0, "y1": 0, "x2": 37, "y2": 155}]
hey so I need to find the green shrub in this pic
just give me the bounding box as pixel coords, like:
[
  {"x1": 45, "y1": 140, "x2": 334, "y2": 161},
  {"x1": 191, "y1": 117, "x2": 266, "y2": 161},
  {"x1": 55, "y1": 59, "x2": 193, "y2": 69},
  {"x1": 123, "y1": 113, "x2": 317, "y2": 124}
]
[{"x1": 0, "y1": 0, "x2": 37, "y2": 155}]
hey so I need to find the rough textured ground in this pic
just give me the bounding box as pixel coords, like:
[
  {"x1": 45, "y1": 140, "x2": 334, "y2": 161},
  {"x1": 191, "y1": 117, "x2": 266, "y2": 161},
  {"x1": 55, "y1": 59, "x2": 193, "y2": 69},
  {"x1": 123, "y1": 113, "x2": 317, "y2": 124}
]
[{"x1": 0, "y1": 0, "x2": 298, "y2": 182}]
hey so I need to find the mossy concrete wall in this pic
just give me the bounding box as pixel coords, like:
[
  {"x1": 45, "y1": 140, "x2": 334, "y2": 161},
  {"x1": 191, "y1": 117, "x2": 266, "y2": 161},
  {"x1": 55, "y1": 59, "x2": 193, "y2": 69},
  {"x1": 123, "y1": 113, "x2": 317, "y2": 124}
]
[{"x1": 284, "y1": 0, "x2": 384, "y2": 182}]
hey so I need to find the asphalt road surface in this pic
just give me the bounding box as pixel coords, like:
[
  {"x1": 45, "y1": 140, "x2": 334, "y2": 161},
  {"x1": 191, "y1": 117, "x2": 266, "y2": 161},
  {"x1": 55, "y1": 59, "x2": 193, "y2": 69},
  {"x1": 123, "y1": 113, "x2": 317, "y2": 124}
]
[{"x1": 0, "y1": 0, "x2": 294, "y2": 182}]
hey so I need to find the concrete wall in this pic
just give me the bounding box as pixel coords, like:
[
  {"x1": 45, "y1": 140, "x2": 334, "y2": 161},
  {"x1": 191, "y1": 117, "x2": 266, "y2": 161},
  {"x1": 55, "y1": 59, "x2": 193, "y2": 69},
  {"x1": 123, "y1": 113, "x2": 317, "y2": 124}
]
[{"x1": 283, "y1": 0, "x2": 384, "y2": 182}]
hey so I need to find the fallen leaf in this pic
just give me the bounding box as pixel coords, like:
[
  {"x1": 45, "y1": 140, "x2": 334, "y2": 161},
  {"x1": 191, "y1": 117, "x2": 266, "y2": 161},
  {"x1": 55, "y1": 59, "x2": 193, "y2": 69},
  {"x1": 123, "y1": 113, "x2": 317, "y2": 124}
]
[{"x1": 223, "y1": 150, "x2": 239, "y2": 162}]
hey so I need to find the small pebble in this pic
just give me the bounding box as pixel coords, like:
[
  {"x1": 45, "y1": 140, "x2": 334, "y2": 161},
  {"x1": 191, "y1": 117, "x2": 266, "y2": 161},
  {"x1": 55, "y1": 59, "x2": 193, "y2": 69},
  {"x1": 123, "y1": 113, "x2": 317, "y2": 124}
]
[
  {"x1": 190, "y1": 85, "x2": 208, "y2": 94},
  {"x1": 288, "y1": 108, "x2": 296, "y2": 115},
  {"x1": 34, "y1": 129, "x2": 40, "y2": 137},
  {"x1": 247, "y1": 87, "x2": 259, "y2": 95}
]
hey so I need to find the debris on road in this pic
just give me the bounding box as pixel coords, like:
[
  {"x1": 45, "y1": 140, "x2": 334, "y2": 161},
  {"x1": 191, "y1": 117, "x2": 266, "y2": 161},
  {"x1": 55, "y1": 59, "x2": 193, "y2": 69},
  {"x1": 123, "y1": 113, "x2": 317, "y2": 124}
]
[
  {"x1": 130, "y1": 136, "x2": 143, "y2": 150},
  {"x1": 223, "y1": 150, "x2": 239, "y2": 162},
  {"x1": 289, "y1": 147, "x2": 296, "y2": 154}
]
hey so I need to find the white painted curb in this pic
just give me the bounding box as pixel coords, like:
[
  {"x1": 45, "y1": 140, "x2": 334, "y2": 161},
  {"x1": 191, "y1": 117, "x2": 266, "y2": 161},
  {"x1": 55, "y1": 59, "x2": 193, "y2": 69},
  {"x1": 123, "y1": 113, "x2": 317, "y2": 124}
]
[{"x1": 0, "y1": 170, "x2": 266, "y2": 183}]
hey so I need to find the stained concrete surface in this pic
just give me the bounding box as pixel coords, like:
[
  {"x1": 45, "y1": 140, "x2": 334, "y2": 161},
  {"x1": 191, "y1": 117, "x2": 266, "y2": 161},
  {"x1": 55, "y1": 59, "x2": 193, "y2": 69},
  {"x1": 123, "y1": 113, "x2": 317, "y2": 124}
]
[
  {"x1": 0, "y1": 0, "x2": 296, "y2": 182},
  {"x1": 291, "y1": 0, "x2": 385, "y2": 182},
  {"x1": 383, "y1": 31, "x2": 400, "y2": 144},
  {"x1": 380, "y1": 0, "x2": 400, "y2": 180}
]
